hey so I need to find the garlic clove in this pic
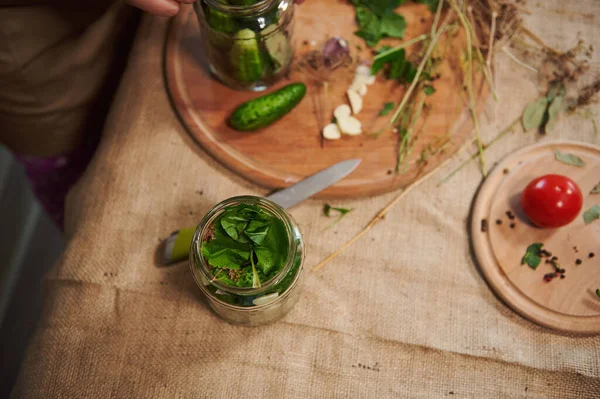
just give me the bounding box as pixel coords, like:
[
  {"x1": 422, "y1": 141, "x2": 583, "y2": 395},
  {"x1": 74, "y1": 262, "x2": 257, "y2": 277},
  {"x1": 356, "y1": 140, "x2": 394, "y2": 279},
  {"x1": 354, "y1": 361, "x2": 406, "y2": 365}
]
[
  {"x1": 337, "y1": 116, "x2": 362, "y2": 136},
  {"x1": 347, "y1": 90, "x2": 363, "y2": 115},
  {"x1": 355, "y1": 64, "x2": 371, "y2": 76},
  {"x1": 358, "y1": 83, "x2": 368, "y2": 96},
  {"x1": 322, "y1": 123, "x2": 342, "y2": 140},
  {"x1": 333, "y1": 104, "x2": 352, "y2": 120}
]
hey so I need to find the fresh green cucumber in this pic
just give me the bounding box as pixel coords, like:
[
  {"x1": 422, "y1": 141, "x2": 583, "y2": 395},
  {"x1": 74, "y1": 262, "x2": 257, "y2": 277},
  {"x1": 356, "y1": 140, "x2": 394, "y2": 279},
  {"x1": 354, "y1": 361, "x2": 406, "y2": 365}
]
[
  {"x1": 230, "y1": 29, "x2": 263, "y2": 83},
  {"x1": 229, "y1": 83, "x2": 307, "y2": 131}
]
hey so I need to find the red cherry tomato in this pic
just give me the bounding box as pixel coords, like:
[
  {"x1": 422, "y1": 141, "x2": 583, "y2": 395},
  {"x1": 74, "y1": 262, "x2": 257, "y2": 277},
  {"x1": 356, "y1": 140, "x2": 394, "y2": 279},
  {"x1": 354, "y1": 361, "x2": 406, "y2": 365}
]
[{"x1": 521, "y1": 174, "x2": 583, "y2": 228}]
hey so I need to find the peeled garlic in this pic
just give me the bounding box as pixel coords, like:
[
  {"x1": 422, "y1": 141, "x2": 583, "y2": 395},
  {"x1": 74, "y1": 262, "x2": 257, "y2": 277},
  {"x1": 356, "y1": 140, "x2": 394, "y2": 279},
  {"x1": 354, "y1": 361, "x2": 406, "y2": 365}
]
[
  {"x1": 333, "y1": 104, "x2": 351, "y2": 120},
  {"x1": 358, "y1": 84, "x2": 368, "y2": 96},
  {"x1": 337, "y1": 116, "x2": 362, "y2": 136},
  {"x1": 322, "y1": 123, "x2": 342, "y2": 140},
  {"x1": 355, "y1": 64, "x2": 371, "y2": 76},
  {"x1": 347, "y1": 90, "x2": 363, "y2": 114}
]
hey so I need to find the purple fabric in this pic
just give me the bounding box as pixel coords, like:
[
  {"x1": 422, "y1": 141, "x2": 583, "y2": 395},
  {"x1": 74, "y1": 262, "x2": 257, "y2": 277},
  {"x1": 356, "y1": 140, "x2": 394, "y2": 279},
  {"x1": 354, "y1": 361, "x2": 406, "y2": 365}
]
[{"x1": 15, "y1": 141, "x2": 97, "y2": 230}]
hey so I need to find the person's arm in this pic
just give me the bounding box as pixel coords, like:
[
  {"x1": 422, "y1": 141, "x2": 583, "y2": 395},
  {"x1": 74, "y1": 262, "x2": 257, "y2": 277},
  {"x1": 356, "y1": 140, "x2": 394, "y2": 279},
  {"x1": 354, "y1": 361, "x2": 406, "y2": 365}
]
[
  {"x1": 0, "y1": 0, "x2": 194, "y2": 17},
  {"x1": 125, "y1": 0, "x2": 195, "y2": 17}
]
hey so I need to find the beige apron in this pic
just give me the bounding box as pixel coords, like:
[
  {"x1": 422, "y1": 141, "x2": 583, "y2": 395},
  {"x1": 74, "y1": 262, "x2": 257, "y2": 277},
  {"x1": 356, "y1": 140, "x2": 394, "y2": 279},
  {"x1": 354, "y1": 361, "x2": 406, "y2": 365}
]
[{"x1": 0, "y1": 1, "x2": 138, "y2": 157}]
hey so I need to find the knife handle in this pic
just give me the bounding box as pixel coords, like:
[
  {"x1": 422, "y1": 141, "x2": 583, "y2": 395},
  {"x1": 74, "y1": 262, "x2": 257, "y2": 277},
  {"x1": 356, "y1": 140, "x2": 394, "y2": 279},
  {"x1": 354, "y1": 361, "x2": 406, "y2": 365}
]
[{"x1": 163, "y1": 227, "x2": 195, "y2": 264}]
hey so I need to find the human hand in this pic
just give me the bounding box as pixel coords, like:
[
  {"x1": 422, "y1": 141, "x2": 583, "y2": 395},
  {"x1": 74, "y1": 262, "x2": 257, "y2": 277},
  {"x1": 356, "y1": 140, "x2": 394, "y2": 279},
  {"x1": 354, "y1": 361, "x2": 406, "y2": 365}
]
[{"x1": 125, "y1": 0, "x2": 196, "y2": 17}]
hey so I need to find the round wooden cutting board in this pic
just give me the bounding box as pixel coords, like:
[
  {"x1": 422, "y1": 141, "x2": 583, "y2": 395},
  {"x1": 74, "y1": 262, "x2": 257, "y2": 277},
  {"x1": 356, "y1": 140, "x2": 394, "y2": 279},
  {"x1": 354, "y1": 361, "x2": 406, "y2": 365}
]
[
  {"x1": 165, "y1": 1, "x2": 487, "y2": 198},
  {"x1": 471, "y1": 141, "x2": 600, "y2": 334}
]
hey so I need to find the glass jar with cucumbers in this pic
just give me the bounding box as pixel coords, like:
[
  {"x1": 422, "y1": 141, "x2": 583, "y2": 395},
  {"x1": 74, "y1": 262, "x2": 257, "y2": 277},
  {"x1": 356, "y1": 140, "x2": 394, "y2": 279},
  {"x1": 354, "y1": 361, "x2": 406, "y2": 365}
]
[{"x1": 194, "y1": 0, "x2": 295, "y2": 91}]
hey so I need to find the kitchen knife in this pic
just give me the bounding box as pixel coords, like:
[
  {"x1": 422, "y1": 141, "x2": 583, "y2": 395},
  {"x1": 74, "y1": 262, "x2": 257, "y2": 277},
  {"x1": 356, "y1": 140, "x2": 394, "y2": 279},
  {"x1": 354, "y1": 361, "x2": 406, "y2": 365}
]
[{"x1": 163, "y1": 158, "x2": 361, "y2": 264}]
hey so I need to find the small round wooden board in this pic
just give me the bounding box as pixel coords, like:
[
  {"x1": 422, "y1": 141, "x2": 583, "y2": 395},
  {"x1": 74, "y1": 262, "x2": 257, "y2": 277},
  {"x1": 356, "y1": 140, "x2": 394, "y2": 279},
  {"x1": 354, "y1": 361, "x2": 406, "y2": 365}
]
[
  {"x1": 471, "y1": 141, "x2": 600, "y2": 334},
  {"x1": 165, "y1": 2, "x2": 487, "y2": 198}
]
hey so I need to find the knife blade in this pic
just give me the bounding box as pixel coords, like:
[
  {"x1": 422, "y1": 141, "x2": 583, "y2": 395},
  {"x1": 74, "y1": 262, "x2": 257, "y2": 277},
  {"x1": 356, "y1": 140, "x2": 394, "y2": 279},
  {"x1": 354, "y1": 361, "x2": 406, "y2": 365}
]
[
  {"x1": 163, "y1": 159, "x2": 361, "y2": 264},
  {"x1": 266, "y1": 158, "x2": 361, "y2": 208}
]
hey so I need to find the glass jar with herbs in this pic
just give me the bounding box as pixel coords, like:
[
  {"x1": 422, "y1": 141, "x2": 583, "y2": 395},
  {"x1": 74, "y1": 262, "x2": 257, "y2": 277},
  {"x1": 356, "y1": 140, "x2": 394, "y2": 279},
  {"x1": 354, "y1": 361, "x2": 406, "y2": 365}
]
[
  {"x1": 193, "y1": 0, "x2": 295, "y2": 91},
  {"x1": 190, "y1": 196, "x2": 304, "y2": 325}
]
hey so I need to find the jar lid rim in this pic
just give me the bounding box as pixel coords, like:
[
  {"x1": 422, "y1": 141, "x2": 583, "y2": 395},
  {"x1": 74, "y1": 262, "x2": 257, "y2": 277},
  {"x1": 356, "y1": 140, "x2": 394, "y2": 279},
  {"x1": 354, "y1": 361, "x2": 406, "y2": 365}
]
[{"x1": 203, "y1": 0, "x2": 281, "y2": 15}]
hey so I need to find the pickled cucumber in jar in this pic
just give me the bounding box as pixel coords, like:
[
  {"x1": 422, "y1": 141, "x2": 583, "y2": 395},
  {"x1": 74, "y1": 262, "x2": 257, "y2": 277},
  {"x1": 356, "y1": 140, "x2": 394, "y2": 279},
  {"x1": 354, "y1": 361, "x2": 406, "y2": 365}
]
[{"x1": 195, "y1": 0, "x2": 295, "y2": 91}]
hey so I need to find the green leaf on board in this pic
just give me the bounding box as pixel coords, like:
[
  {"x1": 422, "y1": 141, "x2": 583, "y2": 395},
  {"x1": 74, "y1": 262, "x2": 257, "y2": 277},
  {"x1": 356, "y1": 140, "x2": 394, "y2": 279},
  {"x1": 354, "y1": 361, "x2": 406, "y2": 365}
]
[
  {"x1": 583, "y1": 204, "x2": 600, "y2": 225},
  {"x1": 423, "y1": 85, "x2": 436, "y2": 95},
  {"x1": 380, "y1": 12, "x2": 407, "y2": 39},
  {"x1": 554, "y1": 150, "x2": 585, "y2": 167},
  {"x1": 521, "y1": 243, "x2": 543, "y2": 269},
  {"x1": 379, "y1": 102, "x2": 396, "y2": 116}
]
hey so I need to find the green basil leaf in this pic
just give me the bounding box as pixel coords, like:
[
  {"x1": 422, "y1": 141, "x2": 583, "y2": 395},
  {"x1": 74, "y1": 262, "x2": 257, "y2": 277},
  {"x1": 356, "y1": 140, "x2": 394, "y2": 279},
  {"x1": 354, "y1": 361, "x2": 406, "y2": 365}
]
[
  {"x1": 379, "y1": 102, "x2": 396, "y2": 116},
  {"x1": 354, "y1": 7, "x2": 382, "y2": 47},
  {"x1": 521, "y1": 243, "x2": 543, "y2": 269},
  {"x1": 254, "y1": 246, "x2": 277, "y2": 275},
  {"x1": 555, "y1": 150, "x2": 585, "y2": 167},
  {"x1": 414, "y1": 0, "x2": 440, "y2": 12},
  {"x1": 220, "y1": 217, "x2": 247, "y2": 241},
  {"x1": 583, "y1": 204, "x2": 600, "y2": 225},
  {"x1": 245, "y1": 219, "x2": 271, "y2": 245},
  {"x1": 204, "y1": 247, "x2": 249, "y2": 269},
  {"x1": 522, "y1": 97, "x2": 549, "y2": 130},
  {"x1": 423, "y1": 85, "x2": 436, "y2": 95},
  {"x1": 380, "y1": 12, "x2": 406, "y2": 39},
  {"x1": 372, "y1": 47, "x2": 406, "y2": 74},
  {"x1": 590, "y1": 182, "x2": 600, "y2": 194},
  {"x1": 376, "y1": 45, "x2": 393, "y2": 55},
  {"x1": 358, "y1": 0, "x2": 406, "y2": 16}
]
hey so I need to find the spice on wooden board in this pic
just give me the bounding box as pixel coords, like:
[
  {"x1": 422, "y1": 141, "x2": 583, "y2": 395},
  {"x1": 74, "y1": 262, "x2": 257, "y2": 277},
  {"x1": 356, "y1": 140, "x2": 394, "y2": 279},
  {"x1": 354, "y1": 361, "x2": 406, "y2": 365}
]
[
  {"x1": 521, "y1": 243, "x2": 571, "y2": 282},
  {"x1": 481, "y1": 219, "x2": 488, "y2": 232}
]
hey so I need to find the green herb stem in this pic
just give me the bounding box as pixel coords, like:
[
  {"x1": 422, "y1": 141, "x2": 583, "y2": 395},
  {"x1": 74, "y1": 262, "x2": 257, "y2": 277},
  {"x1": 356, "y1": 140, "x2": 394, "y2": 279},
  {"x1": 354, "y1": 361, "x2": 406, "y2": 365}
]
[
  {"x1": 373, "y1": 34, "x2": 429, "y2": 64},
  {"x1": 397, "y1": 93, "x2": 426, "y2": 173},
  {"x1": 431, "y1": 0, "x2": 444, "y2": 37},
  {"x1": 437, "y1": 115, "x2": 521, "y2": 185},
  {"x1": 449, "y1": 0, "x2": 486, "y2": 177},
  {"x1": 389, "y1": 5, "x2": 453, "y2": 128},
  {"x1": 250, "y1": 250, "x2": 261, "y2": 288},
  {"x1": 313, "y1": 153, "x2": 454, "y2": 273}
]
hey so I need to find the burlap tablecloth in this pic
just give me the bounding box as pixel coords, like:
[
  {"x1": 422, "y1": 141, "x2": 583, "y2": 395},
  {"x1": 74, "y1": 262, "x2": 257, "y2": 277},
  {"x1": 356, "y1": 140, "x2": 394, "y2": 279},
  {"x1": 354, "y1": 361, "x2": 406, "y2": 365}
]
[{"x1": 12, "y1": 1, "x2": 600, "y2": 397}]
